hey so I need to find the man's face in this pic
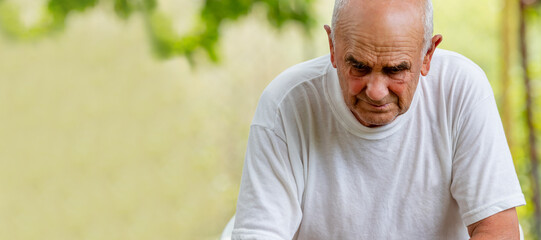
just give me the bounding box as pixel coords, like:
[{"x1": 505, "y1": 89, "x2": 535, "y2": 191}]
[{"x1": 326, "y1": 1, "x2": 439, "y2": 127}]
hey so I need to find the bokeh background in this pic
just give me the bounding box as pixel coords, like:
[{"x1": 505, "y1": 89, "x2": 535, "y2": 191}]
[{"x1": 0, "y1": 0, "x2": 540, "y2": 239}]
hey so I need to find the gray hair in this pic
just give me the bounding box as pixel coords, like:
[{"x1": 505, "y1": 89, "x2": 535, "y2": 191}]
[{"x1": 331, "y1": 0, "x2": 434, "y2": 54}]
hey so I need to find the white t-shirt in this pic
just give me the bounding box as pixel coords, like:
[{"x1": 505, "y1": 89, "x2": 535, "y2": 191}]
[{"x1": 232, "y1": 49, "x2": 525, "y2": 240}]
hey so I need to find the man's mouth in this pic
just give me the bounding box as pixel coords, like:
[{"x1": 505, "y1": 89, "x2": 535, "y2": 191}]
[
  {"x1": 353, "y1": 97, "x2": 392, "y2": 112},
  {"x1": 369, "y1": 103, "x2": 388, "y2": 108},
  {"x1": 359, "y1": 100, "x2": 391, "y2": 112}
]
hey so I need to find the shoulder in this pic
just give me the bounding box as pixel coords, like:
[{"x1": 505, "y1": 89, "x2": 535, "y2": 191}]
[
  {"x1": 425, "y1": 49, "x2": 494, "y2": 106},
  {"x1": 421, "y1": 49, "x2": 498, "y2": 140},
  {"x1": 262, "y1": 55, "x2": 331, "y2": 105},
  {"x1": 252, "y1": 55, "x2": 332, "y2": 127},
  {"x1": 431, "y1": 49, "x2": 481, "y2": 68},
  {"x1": 429, "y1": 49, "x2": 487, "y2": 82},
  {"x1": 428, "y1": 49, "x2": 490, "y2": 91}
]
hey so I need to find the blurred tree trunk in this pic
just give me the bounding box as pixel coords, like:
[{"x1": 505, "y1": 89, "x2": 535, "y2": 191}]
[
  {"x1": 519, "y1": 0, "x2": 540, "y2": 237},
  {"x1": 501, "y1": 0, "x2": 513, "y2": 147}
]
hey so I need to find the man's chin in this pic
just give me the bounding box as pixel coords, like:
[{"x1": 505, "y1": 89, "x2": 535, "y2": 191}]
[{"x1": 355, "y1": 112, "x2": 398, "y2": 128}]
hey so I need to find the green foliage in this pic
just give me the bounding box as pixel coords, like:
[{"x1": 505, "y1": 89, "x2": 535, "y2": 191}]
[
  {"x1": 48, "y1": 0, "x2": 98, "y2": 14},
  {"x1": 0, "y1": 2, "x2": 56, "y2": 40},
  {"x1": 0, "y1": 0, "x2": 317, "y2": 62},
  {"x1": 113, "y1": 0, "x2": 135, "y2": 19},
  {"x1": 114, "y1": 0, "x2": 156, "y2": 18},
  {"x1": 0, "y1": 0, "x2": 98, "y2": 40},
  {"x1": 148, "y1": 0, "x2": 316, "y2": 62}
]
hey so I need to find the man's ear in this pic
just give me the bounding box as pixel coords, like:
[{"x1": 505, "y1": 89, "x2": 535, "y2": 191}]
[
  {"x1": 421, "y1": 34, "x2": 443, "y2": 76},
  {"x1": 324, "y1": 25, "x2": 337, "y2": 68}
]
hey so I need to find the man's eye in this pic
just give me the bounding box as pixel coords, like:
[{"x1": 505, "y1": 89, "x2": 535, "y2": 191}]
[
  {"x1": 385, "y1": 67, "x2": 404, "y2": 75},
  {"x1": 387, "y1": 68, "x2": 402, "y2": 74},
  {"x1": 351, "y1": 65, "x2": 370, "y2": 76}
]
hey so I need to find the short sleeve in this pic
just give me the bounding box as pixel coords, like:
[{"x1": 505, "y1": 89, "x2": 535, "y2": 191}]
[
  {"x1": 450, "y1": 94, "x2": 526, "y2": 226},
  {"x1": 232, "y1": 125, "x2": 302, "y2": 240}
]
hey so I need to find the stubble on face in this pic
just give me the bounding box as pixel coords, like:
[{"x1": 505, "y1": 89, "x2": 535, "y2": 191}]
[
  {"x1": 332, "y1": 0, "x2": 426, "y2": 127},
  {"x1": 337, "y1": 68, "x2": 415, "y2": 127}
]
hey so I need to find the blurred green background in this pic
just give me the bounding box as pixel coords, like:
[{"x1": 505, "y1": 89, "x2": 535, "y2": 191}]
[{"x1": 0, "y1": 0, "x2": 540, "y2": 239}]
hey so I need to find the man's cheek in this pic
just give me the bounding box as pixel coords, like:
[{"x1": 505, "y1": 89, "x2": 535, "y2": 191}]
[{"x1": 348, "y1": 79, "x2": 365, "y2": 95}]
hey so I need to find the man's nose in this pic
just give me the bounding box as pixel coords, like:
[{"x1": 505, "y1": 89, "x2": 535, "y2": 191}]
[{"x1": 365, "y1": 74, "x2": 389, "y2": 102}]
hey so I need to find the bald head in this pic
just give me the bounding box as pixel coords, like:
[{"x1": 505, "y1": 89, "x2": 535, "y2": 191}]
[{"x1": 331, "y1": 0, "x2": 433, "y2": 54}]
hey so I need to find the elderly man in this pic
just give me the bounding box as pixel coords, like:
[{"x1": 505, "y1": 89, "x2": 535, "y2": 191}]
[{"x1": 232, "y1": 0, "x2": 525, "y2": 239}]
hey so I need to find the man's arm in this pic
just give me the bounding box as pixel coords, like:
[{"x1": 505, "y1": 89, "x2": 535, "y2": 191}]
[
  {"x1": 467, "y1": 208, "x2": 519, "y2": 240},
  {"x1": 232, "y1": 125, "x2": 303, "y2": 240},
  {"x1": 449, "y1": 64, "x2": 525, "y2": 233}
]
